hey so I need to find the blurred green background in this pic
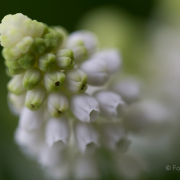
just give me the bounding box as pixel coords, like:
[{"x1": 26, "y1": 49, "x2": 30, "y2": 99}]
[{"x1": 1, "y1": 0, "x2": 178, "y2": 180}]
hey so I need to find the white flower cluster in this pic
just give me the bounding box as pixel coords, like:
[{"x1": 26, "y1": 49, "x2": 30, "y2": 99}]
[{"x1": 1, "y1": 13, "x2": 142, "y2": 179}]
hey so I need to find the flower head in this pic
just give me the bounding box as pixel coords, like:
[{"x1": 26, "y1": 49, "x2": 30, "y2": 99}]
[{"x1": 0, "y1": 13, "x2": 142, "y2": 180}]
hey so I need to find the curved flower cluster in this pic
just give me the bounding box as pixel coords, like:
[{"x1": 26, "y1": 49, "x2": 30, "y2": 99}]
[{"x1": 1, "y1": 14, "x2": 142, "y2": 179}]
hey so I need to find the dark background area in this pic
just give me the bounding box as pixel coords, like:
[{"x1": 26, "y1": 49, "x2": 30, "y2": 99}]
[{"x1": 0, "y1": 0, "x2": 155, "y2": 31}]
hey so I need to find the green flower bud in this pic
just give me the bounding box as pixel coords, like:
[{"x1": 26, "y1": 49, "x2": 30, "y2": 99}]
[
  {"x1": 2, "y1": 46, "x2": 21, "y2": 61},
  {"x1": 7, "y1": 74, "x2": 26, "y2": 95},
  {"x1": 53, "y1": 26, "x2": 68, "y2": 49},
  {"x1": 16, "y1": 36, "x2": 34, "y2": 54},
  {"x1": 48, "y1": 28, "x2": 61, "y2": 41},
  {"x1": 21, "y1": 19, "x2": 44, "y2": 39},
  {"x1": 6, "y1": 59, "x2": 25, "y2": 75},
  {"x1": 30, "y1": 38, "x2": 46, "y2": 55},
  {"x1": 22, "y1": 68, "x2": 42, "y2": 90},
  {"x1": 18, "y1": 52, "x2": 36, "y2": 69},
  {"x1": 1, "y1": 28, "x2": 22, "y2": 48},
  {"x1": 43, "y1": 29, "x2": 60, "y2": 52},
  {"x1": 64, "y1": 69, "x2": 87, "y2": 93},
  {"x1": 43, "y1": 70, "x2": 65, "y2": 91},
  {"x1": 25, "y1": 85, "x2": 46, "y2": 110},
  {"x1": 72, "y1": 45, "x2": 87, "y2": 62},
  {"x1": 44, "y1": 38, "x2": 57, "y2": 53},
  {"x1": 47, "y1": 92, "x2": 68, "y2": 117},
  {"x1": 31, "y1": 20, "x2": 44, "y2": 39},
  {"x1": 38, "y1": 53, "x2": 56, "y2": 72},
  {"x1": 56, "y1": 49, "x2": 74, "y2": 69}
]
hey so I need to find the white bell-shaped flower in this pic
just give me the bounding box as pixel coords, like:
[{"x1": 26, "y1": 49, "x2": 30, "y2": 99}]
[
  {"x1": 92, "y1": 49, "x2": 121, "y2": 74},
  {"x1": 25, "y1": 85, "x2": 46, "y2": 110},
  {"x1": 15, "y1": 126, "x2": 45, "y2": 156},
  {"x1": 64, "y1": 68, "x2": 87, "y2": 93},
  {"x1": 19, "y1": 106, "x2": 45, "y2": 131},
  {"x1": 45, "y1": 117, "x2": 70, "y2": 147},
  {"x1": 94, "y1": 91, "x2": 125, "y2": 118},
  {"x1": 74, "y1": 122, "x2": 99, "y2": 152},
  {"x1": 80, "y1": 58, "x2": 109, "y2": 86},
  {"x1": 38, "y1": 142, "x2": 67, "y2": 168},
  {"x1": 112, "y1": 78, "x2": 141, "y2": 104},
  {"x1": 47, "y1": 92, "x2": 69, "y2": 117},
  {"x1": 70, "y1": 94, "x2": 100, "y2": 122}
]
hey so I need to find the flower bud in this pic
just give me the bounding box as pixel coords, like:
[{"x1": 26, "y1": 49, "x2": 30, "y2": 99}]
[
  {"x1": 6, "y1": 59, "x2": 25, "y2": 75},
  {"x1": 80, "y1": 58, "x2": 109, "y2": 86},
  {"x1": 70, "y1": 94, "x2": 100, "y2": 122},
  {"x1": 56, "y1": 49, "x2": 74, "y2": 69},
  {"x1": 64, "y1": 69, "x2": 87, "y2": 93},
  {"x1": 92, "y1": 49, "x2": 121, "y2": 74},
  {"x1": 2, "y1": 46, "x2": 21, "y2": 61},
  {"x1": 31, "y1": 20, "x2": 44, "y2": 39},
  {"x1": 7, "y1": 74, "x2": 25, "y2": 95},
  {"x1": 22, "y1": 68, "x2": 42, "y2": 90},
  {"x1": 66, "y1": 31, "x2": 98, "y2": 56},
  {"x1": 18, "y1": 52, "x2": 36, "y2": 69},
  {"x1": 43, "y1": 29, "x2": 60, "y2": 52},
  {"x1": 0, "y1": 14, "x2": 28, "y2": 40},
  {"x1": 29, "y1": 38, "x2": 46, "y2": 55},
  {"x1": 21, "y1": 19, "x2": 44, "y2": 39},
  {"x1": 45, "y1": 117, "x2": 70, "y2": 147},
  {"x1": 38, "y1": 53, "x2": 56, "y2": 72},
  {"x1": 45, "y1": 28, "x2": 60, "y2": 41},
  {"x1": 75, "y1": 122, "x2": 99, "y2": 152},
  {"x1": 25, "y1": 85, "x2": 46, "y2": 110},
  {"x1": 71, "y1": 45, "x2": 87, "y2": 62},
  {"x1": 0, "y1": 27, "x2": 22, "y2": 48},
  {"x1": 44, "y1": 38, "x2": 57, "y2": 53},
  {"x1": 16, "y1": 36, "x2": 34, "y2": 54},
  {"x1": 53, "y1": 26, "x2": 68, "y2": 48},
  {"x1": 43, "y1": 70, "x2": 65, "y2": 91},
  {"x1": 18, "y1": 18, "x2": 35, "y2": 37},
  {"x1": 94, "y1": 91, "x2": 125, "y2": 118},
  {"x1": 47, "y1": 92, "x2": 68, "y2": 117}
]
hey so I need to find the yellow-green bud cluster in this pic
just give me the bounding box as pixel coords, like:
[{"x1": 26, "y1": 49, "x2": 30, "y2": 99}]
[{"x1": 2, "y1": 13, "x2": 88, "y2": 115}]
